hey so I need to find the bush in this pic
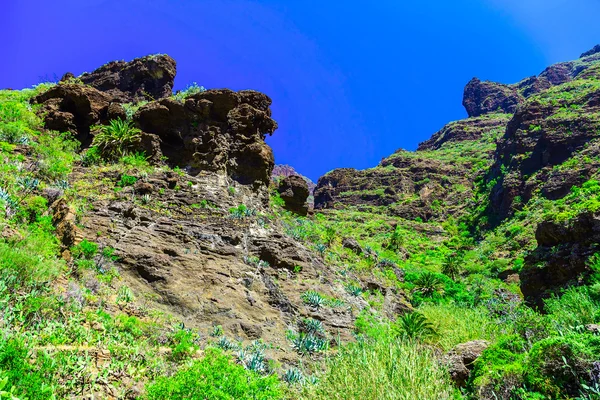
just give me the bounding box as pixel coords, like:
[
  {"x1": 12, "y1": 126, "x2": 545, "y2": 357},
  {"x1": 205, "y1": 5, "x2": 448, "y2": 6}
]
[
  {"x1": 0, "y1": 337, "x2": 57, "y2": 399},
  {"x1": 526, "y1": 334, "x2": 600, "y2": 398},
  {"x1": 145, "y1": 348, "x2": 281, "y2": 400},
  {"x1": 92, "y1": 119, "x2": 141, "y2": 160}
]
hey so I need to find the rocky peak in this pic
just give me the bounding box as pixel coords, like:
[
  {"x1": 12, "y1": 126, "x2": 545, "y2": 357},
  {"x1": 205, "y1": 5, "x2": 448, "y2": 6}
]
[
  {"x1": 462, "y1": 77, "x2": 522, "y2": 117},
  {"x1": 79, "y1": 54, "x2": 176, "y2": 103},
  {"x1": 581, "y1": 44, "x2": 600, "y2": 58}
]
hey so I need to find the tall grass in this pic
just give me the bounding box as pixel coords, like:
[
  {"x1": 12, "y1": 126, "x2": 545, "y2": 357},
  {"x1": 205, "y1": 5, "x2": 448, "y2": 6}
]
[
  {"x1": 420, "y1": 303, "x2": 500, "y2": 351},
  {"x1": 299, "y1": 335, "x2": 452, "y2": 400}
]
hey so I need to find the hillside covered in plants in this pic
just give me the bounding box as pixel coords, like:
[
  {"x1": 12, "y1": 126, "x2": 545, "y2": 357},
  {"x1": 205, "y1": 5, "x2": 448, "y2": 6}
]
[{"x1": 0, "y1": 45, "x2": 599, "y2": 400}]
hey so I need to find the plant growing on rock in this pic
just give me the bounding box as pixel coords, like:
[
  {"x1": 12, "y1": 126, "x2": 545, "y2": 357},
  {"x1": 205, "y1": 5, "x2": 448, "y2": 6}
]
[
  {"x1": 92, "y1": 119, "x2": 141, "y2": 160},
  {"x1": 302, "y1": 290, "x2": 326, "y2": 309}
]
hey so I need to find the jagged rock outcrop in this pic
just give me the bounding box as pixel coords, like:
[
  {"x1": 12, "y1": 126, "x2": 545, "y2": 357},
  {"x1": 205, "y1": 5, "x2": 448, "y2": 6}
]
[
  {"x1": 417, "y1": 114, "x2": 511, "y2": 151},
  {"x1": 463, "y1": 78, "x2": 522, "y2": 117},
  {"x1": 521, "y1": 212, "x2": 600, "y2": 308},
  {"x1": 33, "y1": 56, "x2": 277, "y2": 188},
  {"x1": 79, "y1": 54, "x2": 176, "y2": 103},
  {"x1": 31, "y1": 84, "x2": 123, "y2": 144},
  {"x1": 134, "y1": 89, "x2": 277, "y2": 186},
  {"x1": 488, "y1": 74, "x2": 600, "y2": 222},
  {"x1": 314, "y1": 150, "x2": 480, "y2": 221},
  {"x1": 272, "y1": 164, "x2": 316, "y2": 195},
  {"x1": 276, "y1": 175, "x2": 309, "y2": 215},
  {"x1": 445, "y1": 340, "x2": 490, "y2": 387},
  {"x1": 462, "y1": 45, "x2": 600, "y2": 116}
]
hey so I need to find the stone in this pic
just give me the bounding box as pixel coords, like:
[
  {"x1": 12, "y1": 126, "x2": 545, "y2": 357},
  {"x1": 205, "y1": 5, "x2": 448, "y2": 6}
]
[
  {"x1": 79, "y1": 54, "x2": 177, "y2": 103},
  {"x1": 462, "y1": 78, "x2": 522, "y2": 117},
  {"x1": 342, "y1": 237, "x2": 363, "y2": 255},
  {"x1": 277, "y1": 175, "x2": 309, "y2": 216},
  {"x1": 445, "y1": 340, "x2": 490, "y2": 387}
]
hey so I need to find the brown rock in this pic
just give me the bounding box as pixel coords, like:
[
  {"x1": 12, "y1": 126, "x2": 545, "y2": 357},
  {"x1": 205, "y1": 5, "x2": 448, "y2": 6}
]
[
  {"x1": 277, "y1": 175, "x2": 309, "y2": 215},
  {"x1": 342, "y1": 237, "x2": 363, "y2": 255},
  {"x1": 445, "y1": 340, "x2": 490, "y2": 387},
  {"x1": 79, "y1": 54, "x2": 176, "y2": 103},
  {"x1": 462, "y1": 78, "x2": 522, "y2": 117}
]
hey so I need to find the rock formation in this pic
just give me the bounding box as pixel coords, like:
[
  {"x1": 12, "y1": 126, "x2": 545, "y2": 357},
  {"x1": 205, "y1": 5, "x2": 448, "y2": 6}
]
[{"x1": 276, "y1": 175, "x2": 310, "y2": 215}]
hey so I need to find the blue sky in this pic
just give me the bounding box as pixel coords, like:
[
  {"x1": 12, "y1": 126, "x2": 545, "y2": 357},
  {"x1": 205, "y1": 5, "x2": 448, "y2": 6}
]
[{"x1": 3, "y1": 0, "x2": 600, "y2": 181}]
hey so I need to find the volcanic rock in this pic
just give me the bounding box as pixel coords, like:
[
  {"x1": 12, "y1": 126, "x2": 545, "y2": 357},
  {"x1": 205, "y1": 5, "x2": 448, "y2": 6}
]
[{"x1": 276, "y1": 175, "x2": 310, "y2": 215}]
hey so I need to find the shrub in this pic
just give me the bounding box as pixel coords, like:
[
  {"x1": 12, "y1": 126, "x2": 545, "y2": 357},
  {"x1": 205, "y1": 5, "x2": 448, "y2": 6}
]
[
  {"x1": 0, "y1": 337, "x2": 57, "y2": 399},
  {"x1": 117, "y1": 174, "x2": 137, "y2": 187},
  {"x1": 145, "y1": 348, "x2": 281, "y2": 400},
  {"x1": 92, "y1": 119, "x2": 141, "y2": 160},
  {"x1": 412, "y1": 272, "x2": 444, "y2": 297},
  {"x1": 525, "y1": 334, "x2": 600, "y2": 398}
]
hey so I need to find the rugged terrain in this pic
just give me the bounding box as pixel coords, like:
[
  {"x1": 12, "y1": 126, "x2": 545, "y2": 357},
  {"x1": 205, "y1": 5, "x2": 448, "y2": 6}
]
[{"x1": 0, "y1": 46, "x2": 599, "y2": 400}]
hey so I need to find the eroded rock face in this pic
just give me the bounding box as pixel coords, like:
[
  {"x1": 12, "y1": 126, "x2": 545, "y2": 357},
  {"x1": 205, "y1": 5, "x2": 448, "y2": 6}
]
[
  {"x1": 314, "y1": 151, "x2": 479, "y2": 221},
  {"x1": 488, "y1": 81, "x2": 600, "y2": 222},
  {"x1": 79, "y1": 54, "x2": 176, "y2": 103},
  {"x1": 417, "y1": 114, "x2": 511, "y2": 151},
  {"x1": 521, "y1": 212, "x2": 600, "y2": 308},
  {"x1": 444, "y1": 340, "x2": 490, "y2": 387},
  {"x1": 31, "y1": 84, "x2": 121, "y2": 144},
  {"x1": 276, "y1": 175, "x2": 309, "y2": 215},
  {"x1": 32, "y1": 56, "x2": 278, "y2": 190},
  {"x1": 463, "y1": 78, "x2": 522, "y2": 117},
  {"x1": 462, "y1": 45, "x2": 600, "y2": 116},
  {"x1": 134, "y1": 89, "x2": 277, "y2": 187}
]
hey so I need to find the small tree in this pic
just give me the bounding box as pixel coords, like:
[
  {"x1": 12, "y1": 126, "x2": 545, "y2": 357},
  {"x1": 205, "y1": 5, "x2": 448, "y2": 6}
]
[{"x1": 441, "y1": 251, "x2": 463, "y2": 280}]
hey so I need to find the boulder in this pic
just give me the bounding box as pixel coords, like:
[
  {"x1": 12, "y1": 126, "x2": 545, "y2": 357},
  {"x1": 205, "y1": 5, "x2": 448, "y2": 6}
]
[
  {"x1": 277, "y1": 175, "x2": 309, "y2": 215},
  {"x1": 342, "y1": 237, "x2": 363, "y2": 255},
  {"x1": 79, "y1": 54, "x2": 176, "y2": 103},
  {"x1": 521, "y1": 212, "x2": 600, "y2": 308},
  {"x1": 445, "y1": 340, "x2": 490, "y2": 387},
  {"x1": 462, "y1": 78, "x2": 522, "y2": 117}
]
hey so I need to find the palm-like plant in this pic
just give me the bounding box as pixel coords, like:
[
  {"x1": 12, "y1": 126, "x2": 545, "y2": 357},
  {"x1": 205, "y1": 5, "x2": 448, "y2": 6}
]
[
  {"x1": 413, "y1": 272, "x2": 444, "y2": 297},
  {"x1": 393, "y1": 312, "x2": 437, "y2": 340},
  {"x1": 441, "y1": 252, "x2": 463, "y2": 280},
  {"x1": 92, "y1": 119, "x2": 141, "y2": 160}
]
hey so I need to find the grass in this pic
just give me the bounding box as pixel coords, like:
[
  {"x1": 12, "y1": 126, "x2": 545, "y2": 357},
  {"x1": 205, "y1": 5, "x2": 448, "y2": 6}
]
[{"x1": 298, "y1": 334, "x2": 452, "y2": 400}]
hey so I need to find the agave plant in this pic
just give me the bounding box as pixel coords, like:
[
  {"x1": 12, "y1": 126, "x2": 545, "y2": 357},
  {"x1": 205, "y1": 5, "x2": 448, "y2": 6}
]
[
  {"x1": 116, "y1": 285, "x2": 135, "y2": 304},
  {"x1": 92, "y1": 119, "x2": 141, "y2": 160},
  {"x1": 294, "y1": 333, "x2": 329, "y2": 355},
  {"x1": 284, "y1": 368, "x2": 304, "y2": 384},
  {"x1": 17, "y1": 177, "x2": 40, "y2": 191},
  {"x1": 300, "y1": 318, "x2": 325, "y2": 337},
  {"x1": 315, "y1": 243, "x2": 327, "y2": 257},
  {"x1": 413, "y1": 272, "x2": 444, "y2": 297},
  {"x1": 302, "y1": 290, "x2": 326, "y2": 309},
  {"x1": 393, "y1": 312, "x2": 437, "y2": 340},
  {"x1": 216, "y1": 336, "x2": 238, "y2": 351},
  {"x1": 243, "y1": 350, "x2": 267, "y2": 374},
  {"x1": 345, "y1": 283, "x2": 363, "y2": 297}
]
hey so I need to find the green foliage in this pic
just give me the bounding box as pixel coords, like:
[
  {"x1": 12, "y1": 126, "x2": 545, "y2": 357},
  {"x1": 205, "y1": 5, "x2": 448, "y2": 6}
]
[
  {"x1": 117, "y1": 174, "x2": 137, "y2": 187},
  {"x1": 392, "y1": 312, "x2": 437, "y2": 340},
  {"x1": 0, "y1": 337, "x2": 57, "y2": 399},
  {"x1": 92, "y1": 119, "x2": 141, "y2": 160},
  {"x1": 299, "y1": 333, "x2": 451, "y2": 399},
  {"x1": 173, "y1": 82, "x2": 206, "y2": 102},
  {"x1": 71, "y1": 239, "x2": 98, "y2": 260},
  {"x1": 145, "y1": 348, "x2": 281, "y2": 400}
]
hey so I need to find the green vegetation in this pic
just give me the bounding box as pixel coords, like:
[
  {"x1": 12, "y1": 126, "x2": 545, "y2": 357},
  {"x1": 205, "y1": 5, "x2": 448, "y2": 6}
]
[{"x1": 91, "y1": 118, "x2": 142, "y2": 160}]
